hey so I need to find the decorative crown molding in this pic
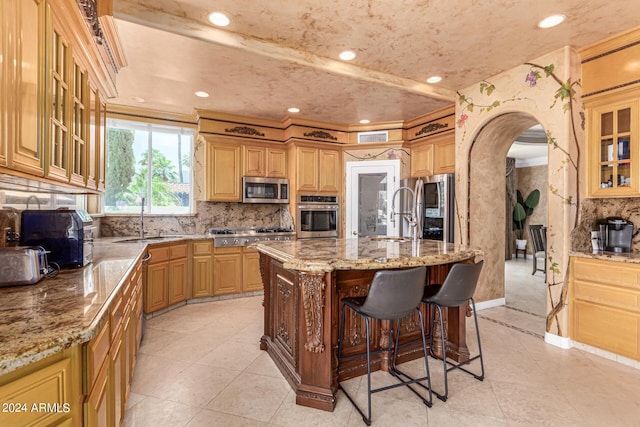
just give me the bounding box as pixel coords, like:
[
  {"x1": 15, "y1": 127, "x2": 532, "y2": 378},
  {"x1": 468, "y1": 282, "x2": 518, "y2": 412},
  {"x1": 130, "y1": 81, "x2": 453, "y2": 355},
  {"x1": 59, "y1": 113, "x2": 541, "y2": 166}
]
[
  {"x1": 415, "y1": 122, "x2": 448, "y2": 137},
  {"x1": 224, "y1": 126, "x2": 265, "y2": 137},
  {"x1": 303, "y1": 130, "x2": 337, "y2": 141}
]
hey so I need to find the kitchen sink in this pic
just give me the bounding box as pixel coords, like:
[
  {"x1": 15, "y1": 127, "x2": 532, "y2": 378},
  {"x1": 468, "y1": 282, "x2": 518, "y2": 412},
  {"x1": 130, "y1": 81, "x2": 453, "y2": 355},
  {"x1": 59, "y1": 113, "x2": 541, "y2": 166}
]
[
  {"x1": 369, "y1": 236, "x2": 412, "y2": 243},
  {"x1": 114, "y1": 235, "x2": 187, "y2": 243}
]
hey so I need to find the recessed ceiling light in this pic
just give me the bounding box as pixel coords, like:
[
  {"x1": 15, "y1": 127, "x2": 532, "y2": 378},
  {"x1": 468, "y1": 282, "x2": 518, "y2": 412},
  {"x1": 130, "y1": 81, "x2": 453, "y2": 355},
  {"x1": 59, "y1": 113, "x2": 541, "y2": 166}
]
[
  {"x1": 537, "y1": 14, "x2": 565, "y2": 29},
  {"x1": 359, "y1": 119, "x2": 370, "y2": 124},
  {"x1": 288, "y1": 107, "x2": 300, "y2": 113},
  {"x1": 426, "y1": 76, "x2": 442, "y2": 84},
  {"x1": 208, "y1": 11, "x2": 230, "y2": 27},
  {"x1": 195, "y1": 91, "x2": 209, "y2": 98},
  {"x1": 339, "y1": 50, "x2": 356, "y2": 61},
  {"x1": 131, "y1": 96, "x2": 145, "y2": 103}
]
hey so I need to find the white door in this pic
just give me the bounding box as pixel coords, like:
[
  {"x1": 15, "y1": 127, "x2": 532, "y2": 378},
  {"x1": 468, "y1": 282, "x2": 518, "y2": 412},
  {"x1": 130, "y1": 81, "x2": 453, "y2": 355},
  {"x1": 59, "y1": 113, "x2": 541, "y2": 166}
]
[{"x1": 346, "y1": 160, "x2": 400, "y2": 238}]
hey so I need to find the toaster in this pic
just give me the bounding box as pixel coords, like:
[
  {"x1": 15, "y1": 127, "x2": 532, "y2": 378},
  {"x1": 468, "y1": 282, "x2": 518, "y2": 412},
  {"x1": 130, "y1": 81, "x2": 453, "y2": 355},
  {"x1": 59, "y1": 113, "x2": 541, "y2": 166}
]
[{"x1": 0, "y1": 246, "x2": 53, "y2": 287}]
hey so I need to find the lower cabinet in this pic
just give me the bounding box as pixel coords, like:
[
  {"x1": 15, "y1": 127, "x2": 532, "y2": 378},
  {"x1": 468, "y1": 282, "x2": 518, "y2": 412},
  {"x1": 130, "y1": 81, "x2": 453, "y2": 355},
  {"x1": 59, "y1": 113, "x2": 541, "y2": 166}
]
[
  {"x1": 213, "y1": 247, "x2": 243, "y2": 295},
  {"x1": 570, "y1": 257, "x2": 640, "y2": 361},
  {"x1": 242, "y1": 247, "x2": 263, "y2": 292},
  {"x1": 192, "y1": 240, "x2": 214, "y2": 298},
  {"x1": 145, "y1": 242, "x2": 188, "y2": 314}
]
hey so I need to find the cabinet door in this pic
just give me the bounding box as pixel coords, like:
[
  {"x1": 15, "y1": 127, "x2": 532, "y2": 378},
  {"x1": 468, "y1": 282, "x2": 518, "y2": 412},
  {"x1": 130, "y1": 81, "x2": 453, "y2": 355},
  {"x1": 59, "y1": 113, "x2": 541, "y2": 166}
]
[
  {"x1": 266, "y1": 147, "x2": 287, "y2": 178},
  {"x1": 85, "y1": 359, "x2": 109, "y2": 427},
  {"x1": 110, "y1": 328, "x2": 124, "y2": 427},
  {"x1": 86, "y1": 84, "x2": 98, "y2": 189},
  {"x1": 243, "y1": 145, "x2": 265, "y2": 176},
  {"x1": 45, "y1": 11, "x2": 72, "y2": 183},
  {"x1": 296, "y1": 147, "x2": 319, "y2": 191},
  {"x1": 145, "y1": 261, "x2": 169, "y2": 313},
  {"x1": 588, "y1": 99, "x2": 639, "y2": 197},
  {"x1": 411, "y1": 142, "x2": 435, "y2": 177},
  {"x1": 192, "y1": 255, "x2": 213, "y2": 298},
  {"x1": 3, "y1": 0, "x2": 45, "y2": 176},
  {"x1": 319, "y1": 148, "x2": 341, "y2": 193},
  {"x1": 96, "y1": 96, "x2": 106, "y2": 191},
  {"x1": 434, "y1": 140, "x2": 455, "y2": 174},
  {"x1": 206, "y1": 142, "x2": 241, "y2": 201},
  {"x1": 213, "y1": 249, "x2": 242, "y2": 295},
  {"x1": 69, "y1": 61, "x2": 88, "y2": 186},
  {"x1": 168, "y1": 257, "x2": 188, "y2": 305},
  {"x1": 242, "y1": 248, "x2": 263, "y2": 292}
]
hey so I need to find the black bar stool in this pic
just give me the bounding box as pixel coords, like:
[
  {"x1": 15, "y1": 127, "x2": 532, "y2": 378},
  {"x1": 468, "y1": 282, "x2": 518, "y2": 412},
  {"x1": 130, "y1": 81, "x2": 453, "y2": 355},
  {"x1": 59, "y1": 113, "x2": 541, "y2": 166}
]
[
  {"x1": 422, "y1": 260, "x2": 485, "y2": 402},
  {"x1": 337, "y1": 266, "x2": 432, "y2": 426}
]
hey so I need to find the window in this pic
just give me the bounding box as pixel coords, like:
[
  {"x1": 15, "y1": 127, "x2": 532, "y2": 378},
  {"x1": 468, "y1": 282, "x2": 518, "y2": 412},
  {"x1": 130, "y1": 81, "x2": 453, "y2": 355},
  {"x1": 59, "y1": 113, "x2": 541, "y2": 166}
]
[{"x1": 105, "y1": 119, "x2": 193, "y2": 214}]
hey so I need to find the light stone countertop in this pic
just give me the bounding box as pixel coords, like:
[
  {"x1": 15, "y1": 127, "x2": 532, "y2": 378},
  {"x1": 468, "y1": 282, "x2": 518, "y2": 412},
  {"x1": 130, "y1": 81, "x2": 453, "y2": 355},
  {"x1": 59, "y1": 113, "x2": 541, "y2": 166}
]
[
  {"x1": 253, "y1": 237, "x2": 484, "y2": 272},
  {"x1": 570, "y1": 250, "x2": 640, "y2": 264},
  {"x1": 0, "y1": 235, "x2": 210, "y2": 376}
]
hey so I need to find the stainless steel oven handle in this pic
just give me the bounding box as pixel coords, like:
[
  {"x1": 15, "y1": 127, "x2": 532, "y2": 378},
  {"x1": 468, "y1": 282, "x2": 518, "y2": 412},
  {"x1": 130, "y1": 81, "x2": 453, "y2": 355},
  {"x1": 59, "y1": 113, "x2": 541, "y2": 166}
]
[{"x1": 296, "y1": 205, "x2": 339, "y2": 210}]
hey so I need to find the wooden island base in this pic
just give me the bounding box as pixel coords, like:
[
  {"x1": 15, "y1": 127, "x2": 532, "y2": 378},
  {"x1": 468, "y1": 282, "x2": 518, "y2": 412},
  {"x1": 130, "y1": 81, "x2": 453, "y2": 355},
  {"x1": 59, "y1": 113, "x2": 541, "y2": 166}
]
[{"x1": 258, "y1": 253, "x2": 474, "y2": 412}]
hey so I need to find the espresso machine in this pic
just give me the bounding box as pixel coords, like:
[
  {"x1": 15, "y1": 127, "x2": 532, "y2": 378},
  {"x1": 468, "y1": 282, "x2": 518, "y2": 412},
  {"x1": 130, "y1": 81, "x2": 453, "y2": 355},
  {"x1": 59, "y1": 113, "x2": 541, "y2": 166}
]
[{"x1": 598, "y1": 217, "x2": 636, "y2": 253}]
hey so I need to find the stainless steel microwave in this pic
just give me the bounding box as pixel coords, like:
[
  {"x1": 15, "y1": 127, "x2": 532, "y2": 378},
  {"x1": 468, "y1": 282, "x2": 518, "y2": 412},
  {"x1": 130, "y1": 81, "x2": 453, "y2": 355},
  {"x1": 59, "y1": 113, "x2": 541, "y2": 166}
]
[
  {"x1": 296, "y1": 195, "x2": 339, "y2": 238},
  {"x1": 242, "y1": 177, "x2": 289, "y2": 203}
]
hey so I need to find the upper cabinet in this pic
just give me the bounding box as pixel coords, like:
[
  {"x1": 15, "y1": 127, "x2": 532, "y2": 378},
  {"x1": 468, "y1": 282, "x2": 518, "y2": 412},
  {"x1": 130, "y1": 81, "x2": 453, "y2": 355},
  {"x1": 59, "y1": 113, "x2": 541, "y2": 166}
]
[
  {"x1": 0, "y1": 0, "x2": 46, "y2": 177},
  {"x1": 206, "y1": 140, "x2": 241, "y2": 201},
  {"x1": 406, "y1": 106, "x2": 455, "y2": 178},
  {"x1": 291, "y1": 144, "x2": 341, "y2": 193},
  {"x1": 242, "y1": 145, "x2": 287, "y2": 178},
  {"x1": 0, "y1": 0, "x2": 123, "y2": 191},
  {"x1": 581, "y1": 28, "x2": 640, "y2": 198}
]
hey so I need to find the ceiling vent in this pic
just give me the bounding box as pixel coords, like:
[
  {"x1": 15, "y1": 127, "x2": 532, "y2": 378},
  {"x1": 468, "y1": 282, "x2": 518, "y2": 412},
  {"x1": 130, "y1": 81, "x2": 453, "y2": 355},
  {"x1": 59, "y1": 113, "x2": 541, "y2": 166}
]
[{"x1": 357, "y1": 131, "x2": 388, "y2": 143}]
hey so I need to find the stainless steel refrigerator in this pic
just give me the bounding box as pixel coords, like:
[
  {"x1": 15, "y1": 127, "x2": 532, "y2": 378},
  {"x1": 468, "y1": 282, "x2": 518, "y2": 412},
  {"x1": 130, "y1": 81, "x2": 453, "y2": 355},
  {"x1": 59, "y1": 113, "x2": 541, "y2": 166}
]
[{"x1": 400, "y1": 174, "x2": 455, "y2": 242}]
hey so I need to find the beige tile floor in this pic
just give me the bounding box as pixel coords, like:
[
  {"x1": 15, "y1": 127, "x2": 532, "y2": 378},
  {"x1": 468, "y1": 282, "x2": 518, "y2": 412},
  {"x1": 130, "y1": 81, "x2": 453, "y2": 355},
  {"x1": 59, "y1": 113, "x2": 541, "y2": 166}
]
[{"x1": 124, "y1": 282, "x2": 640, "y2": 426}]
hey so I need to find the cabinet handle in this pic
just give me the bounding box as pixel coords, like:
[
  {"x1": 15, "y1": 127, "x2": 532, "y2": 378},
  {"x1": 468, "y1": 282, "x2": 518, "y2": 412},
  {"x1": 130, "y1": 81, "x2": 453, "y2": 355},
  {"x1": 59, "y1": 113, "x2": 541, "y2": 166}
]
[
  {"x1": 352, "y1": 230, "x2": 358, "y2": 235},
  {"x1": 141, "y1": 253, "x2": 151, "y2": 265}
]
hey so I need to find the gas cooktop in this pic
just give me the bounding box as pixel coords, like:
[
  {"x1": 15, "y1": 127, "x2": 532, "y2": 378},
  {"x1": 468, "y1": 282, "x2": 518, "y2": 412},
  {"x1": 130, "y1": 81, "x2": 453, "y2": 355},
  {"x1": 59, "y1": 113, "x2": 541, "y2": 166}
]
[{"x1": 207, "y1": 226, "x2": 295, "y2": 247}]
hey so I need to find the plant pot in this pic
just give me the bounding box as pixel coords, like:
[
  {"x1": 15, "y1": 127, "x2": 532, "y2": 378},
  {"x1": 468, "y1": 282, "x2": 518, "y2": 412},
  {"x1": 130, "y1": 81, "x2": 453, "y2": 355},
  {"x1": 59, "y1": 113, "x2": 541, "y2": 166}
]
[{"x1": 515, "y1": 239, "x2": 527, "y2": 250}]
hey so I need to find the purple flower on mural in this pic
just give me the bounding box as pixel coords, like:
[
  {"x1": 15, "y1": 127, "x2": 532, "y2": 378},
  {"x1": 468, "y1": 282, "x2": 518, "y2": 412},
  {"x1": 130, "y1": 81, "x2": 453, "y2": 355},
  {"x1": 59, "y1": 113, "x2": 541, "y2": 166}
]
[
  {"x1": 457, "y1": 113, "x2": 468, "y2": 128},
  {"x1": 525, "y1": 69, "x2": 537, "y2": 87}
]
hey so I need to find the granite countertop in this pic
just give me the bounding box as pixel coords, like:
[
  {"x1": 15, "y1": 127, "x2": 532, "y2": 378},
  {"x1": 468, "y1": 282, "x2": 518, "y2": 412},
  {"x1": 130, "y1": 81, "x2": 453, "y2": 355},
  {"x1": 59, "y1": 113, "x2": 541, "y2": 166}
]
[
  {"x1": 0, "y1": 235, "x2": 209, "y2": 376},
  {"x1": 570, "y1": 250, "x2": 640, "y2": 264},
  {"x1": 253, "y1": 237, "x2": 483, "y2": 272}
]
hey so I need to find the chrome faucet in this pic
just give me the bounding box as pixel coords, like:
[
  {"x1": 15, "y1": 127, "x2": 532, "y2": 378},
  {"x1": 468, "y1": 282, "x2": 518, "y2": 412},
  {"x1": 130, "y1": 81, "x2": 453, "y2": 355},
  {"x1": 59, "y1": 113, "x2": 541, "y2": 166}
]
[
  {"x1": 390, "y1": 178, "x2": 424, "y2": 242},
  {"x1": 25, "y1": 195, "x2": 41, "y2": 210},
  {"x1": 139, "y1": 197, "x2": 145, "y2": 239}
]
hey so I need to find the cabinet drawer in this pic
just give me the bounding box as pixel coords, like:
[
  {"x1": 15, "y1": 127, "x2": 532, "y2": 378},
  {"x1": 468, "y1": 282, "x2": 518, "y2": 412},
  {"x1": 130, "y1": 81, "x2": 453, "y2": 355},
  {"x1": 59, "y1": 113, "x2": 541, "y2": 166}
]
[
  {"x1": 110, "y1": 291, "x2": 124, "y2": 340},
  {"x1": 192, "y1": 240, "x2": 213, "y2": 256},
  {"x1": 573, "y1": 258, "x2": 640, "y2": 289},
  {"x1": 214, "y1": 246, "x2": 242, "y2": 254},
  {"x1": 170, "y1": 243, "x2": 188, "y2": 259},
  {"x1": 147, "y1": 245, "x2": 170, "y2": 263},
  {"x1": 574, "y1": 280, "x2": 640, "y2": 312}
]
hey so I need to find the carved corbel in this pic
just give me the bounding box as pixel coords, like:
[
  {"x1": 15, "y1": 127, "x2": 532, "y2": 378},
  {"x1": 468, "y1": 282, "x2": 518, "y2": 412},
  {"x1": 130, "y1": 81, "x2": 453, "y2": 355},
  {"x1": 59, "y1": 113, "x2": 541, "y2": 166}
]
[{"x1": 300, "y1": 272, "x2": 326, "y2": 353}]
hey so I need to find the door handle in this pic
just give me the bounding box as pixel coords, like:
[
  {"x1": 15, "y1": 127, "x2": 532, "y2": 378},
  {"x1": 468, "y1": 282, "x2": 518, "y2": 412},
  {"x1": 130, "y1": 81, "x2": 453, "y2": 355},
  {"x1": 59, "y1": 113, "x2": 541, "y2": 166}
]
[{"x1": 352, "y1": 230, "x2": 358, "y2": 235}]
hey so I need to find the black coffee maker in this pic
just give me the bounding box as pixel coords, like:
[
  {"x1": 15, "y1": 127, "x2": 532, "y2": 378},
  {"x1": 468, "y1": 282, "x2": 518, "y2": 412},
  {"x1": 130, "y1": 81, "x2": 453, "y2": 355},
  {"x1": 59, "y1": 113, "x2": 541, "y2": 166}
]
[{"x1": 598, "y1": 217, "x2": 636, "y2": 253}]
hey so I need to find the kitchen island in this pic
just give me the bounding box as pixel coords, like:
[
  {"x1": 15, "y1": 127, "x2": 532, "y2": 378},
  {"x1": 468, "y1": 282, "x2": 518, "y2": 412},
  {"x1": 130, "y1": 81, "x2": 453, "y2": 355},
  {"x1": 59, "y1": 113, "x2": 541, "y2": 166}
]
[{"x1": 254, "y1": 237, "x2": 483, "y2": 411}]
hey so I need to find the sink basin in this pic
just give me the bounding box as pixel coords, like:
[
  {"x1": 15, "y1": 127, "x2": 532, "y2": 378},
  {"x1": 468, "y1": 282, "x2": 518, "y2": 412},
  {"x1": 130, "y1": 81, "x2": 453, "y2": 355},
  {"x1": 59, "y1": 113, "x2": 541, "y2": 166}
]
[
  {"x1": 114, "y1": 235, "x2": 185, "y2": 243},
  {"x1": 369, "y1": 236, "x2": 412, "y2": 243}
]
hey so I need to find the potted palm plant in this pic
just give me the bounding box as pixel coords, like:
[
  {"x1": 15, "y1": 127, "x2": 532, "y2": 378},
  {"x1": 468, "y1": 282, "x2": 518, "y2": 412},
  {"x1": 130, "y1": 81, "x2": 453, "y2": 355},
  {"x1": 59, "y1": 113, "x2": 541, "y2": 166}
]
[{"x1": 513, "y1": 189, "x2": 540, "y2": 252}]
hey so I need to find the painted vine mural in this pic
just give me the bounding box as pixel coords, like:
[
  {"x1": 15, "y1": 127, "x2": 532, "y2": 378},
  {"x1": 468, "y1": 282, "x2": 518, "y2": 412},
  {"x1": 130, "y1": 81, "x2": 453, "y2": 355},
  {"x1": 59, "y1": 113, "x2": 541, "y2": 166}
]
[{"x1": 457, "y1": 63, "x2": 582, "y2": 334}]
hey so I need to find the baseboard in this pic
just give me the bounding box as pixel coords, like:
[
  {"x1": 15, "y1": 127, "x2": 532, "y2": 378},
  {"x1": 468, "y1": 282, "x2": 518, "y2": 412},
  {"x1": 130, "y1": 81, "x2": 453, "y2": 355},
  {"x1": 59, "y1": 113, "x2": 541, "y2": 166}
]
[
  {"x1": 571, "y1": 340, "x2": 640, "y2": 370},
  {"x1": 474, "y1": 298, "x2": 505, "y2": 311},
  {"x1": 544, "y1": 332, "x2": 572, "y2": 349}
]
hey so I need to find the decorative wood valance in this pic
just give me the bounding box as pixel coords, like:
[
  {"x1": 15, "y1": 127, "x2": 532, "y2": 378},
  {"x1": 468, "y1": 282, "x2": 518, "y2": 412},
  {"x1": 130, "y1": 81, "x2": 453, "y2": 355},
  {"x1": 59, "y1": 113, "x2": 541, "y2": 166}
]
[
  {"x1": 415, "y1": 122, "x2": 449, "y2": 137},
  {"x1": 224, "y1": 126, "x2": 266, "y2": 137},
  {"x1": 303, "y1": 130, "x2": 337, "y2": 141}
]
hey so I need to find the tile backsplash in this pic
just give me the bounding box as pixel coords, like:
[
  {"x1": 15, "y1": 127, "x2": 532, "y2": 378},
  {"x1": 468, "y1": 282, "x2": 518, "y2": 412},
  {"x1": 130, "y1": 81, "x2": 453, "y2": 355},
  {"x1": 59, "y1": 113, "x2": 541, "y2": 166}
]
[{"x1": 99, "y1": 201, "x2": 294, "y2": 237}]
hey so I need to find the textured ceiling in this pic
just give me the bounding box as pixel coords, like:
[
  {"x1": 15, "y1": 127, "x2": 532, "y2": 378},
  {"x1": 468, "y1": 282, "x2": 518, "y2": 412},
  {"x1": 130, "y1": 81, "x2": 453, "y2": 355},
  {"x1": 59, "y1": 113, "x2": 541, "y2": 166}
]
[{"x1": 109, "y1": 0, "x2": 640, "y2": 124}]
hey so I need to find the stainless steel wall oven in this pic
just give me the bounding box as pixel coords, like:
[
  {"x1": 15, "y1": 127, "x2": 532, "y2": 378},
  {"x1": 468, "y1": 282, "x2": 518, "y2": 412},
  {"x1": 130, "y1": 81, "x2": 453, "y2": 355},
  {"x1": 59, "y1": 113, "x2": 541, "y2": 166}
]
[{"x1": 296, "y1": 195, "x2": 339, "y2": 238}]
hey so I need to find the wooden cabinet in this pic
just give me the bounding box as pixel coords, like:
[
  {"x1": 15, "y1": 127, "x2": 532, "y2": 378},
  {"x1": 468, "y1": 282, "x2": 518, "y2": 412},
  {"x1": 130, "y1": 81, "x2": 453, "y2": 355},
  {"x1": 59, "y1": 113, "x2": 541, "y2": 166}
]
[
  {"x1": 86, "y1": 84, "x2": 105, "y2": 190},
  {"x1": 586, "y1": 91, "x2": 639, "y2": 197},
  {"x1": 206, "y1": 141, "x2": 241, "y2": 201},
  {"x1": 242, "y1": 247, "x2": 263, "y2": 292},
  {"x1": 85, "y1": 355, "x2": 109, "y2": 427},
  {"x1": 0, "y1": 347, "x2": 81, "y2": 427},
  {"x1": 192, "y1": 240, "x2": 214, "y2": 298},
  {"x1": 410, "y1": 134, "x2": 455, "y2": 177},
  {"x1": 294, "y1": 145, "x2": 341, "y2": 193},
  {"x1": 213, "y1": 246, "x2": 243, "y2": 295},
  {"x1": 168, "y1": 243, "x2": 188, "y2": 305},
  {"x1": 570, "y1": 257, "x2": 640, "y2": 361},
  {"x1": 145, "y1": 243, "x2": 188, "y2": 313},
  {"x1": 243, "y1": 145, "x2": 287, "y2": 178},
  {"x1": 0, "y1": 0, "x2": 46, "y2": 177}
]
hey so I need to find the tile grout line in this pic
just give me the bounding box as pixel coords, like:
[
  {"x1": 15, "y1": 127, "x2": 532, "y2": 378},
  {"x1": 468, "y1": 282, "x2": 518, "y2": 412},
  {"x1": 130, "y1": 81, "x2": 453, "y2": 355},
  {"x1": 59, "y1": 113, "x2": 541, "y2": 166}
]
[{"x1": 476, "y1": 314, "x2": 544, "y2": 339}]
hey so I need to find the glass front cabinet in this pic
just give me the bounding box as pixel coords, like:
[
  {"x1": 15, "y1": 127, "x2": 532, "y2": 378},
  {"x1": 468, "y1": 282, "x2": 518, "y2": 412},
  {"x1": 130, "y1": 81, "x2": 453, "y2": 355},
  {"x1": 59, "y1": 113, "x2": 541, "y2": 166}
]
[{"x1": 588, "y1": 94, "x2": 639, "y2": 197}]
